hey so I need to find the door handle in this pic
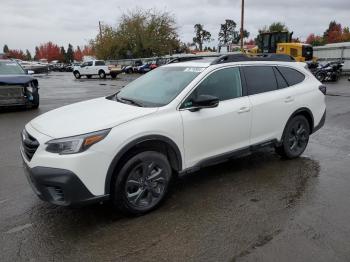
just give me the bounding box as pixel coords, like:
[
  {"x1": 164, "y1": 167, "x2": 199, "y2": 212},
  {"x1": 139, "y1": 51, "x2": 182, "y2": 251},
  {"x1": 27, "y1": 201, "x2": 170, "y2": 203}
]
[
  {"x1": 238, "y1": 107, "x2": 250, "y2": 114},
  {"x1": 284, "y1": 96, "x2": 294, "y2": 103}
]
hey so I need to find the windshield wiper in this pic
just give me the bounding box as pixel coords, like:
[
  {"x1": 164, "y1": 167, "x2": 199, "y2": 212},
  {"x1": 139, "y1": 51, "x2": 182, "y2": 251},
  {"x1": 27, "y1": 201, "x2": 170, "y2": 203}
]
[{"x1": 116, "y1": 95, "x2": 144, "y2": 107}]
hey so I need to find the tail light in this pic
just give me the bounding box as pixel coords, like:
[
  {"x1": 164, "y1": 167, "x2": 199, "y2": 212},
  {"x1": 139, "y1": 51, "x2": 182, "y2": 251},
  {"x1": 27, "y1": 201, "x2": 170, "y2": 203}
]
[{"x1": 319, "y1": 85, "x2": 327, "y2": 95}]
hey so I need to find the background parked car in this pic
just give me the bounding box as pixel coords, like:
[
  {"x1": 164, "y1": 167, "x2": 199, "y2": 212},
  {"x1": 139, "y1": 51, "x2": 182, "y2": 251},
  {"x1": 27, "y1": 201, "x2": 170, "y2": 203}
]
[
  {"x1": 0, "y1": 59, "x2": 39, "y2": 109},
  {"x1": 73, "y1": 60, "x2": 110, "y2": 79}
]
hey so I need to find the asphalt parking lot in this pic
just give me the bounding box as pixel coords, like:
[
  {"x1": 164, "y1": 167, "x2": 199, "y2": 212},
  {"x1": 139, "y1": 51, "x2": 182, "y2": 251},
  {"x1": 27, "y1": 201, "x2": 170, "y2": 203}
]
[{"x1": 1, "y1": 73, "x2": 350, "y2": 262}]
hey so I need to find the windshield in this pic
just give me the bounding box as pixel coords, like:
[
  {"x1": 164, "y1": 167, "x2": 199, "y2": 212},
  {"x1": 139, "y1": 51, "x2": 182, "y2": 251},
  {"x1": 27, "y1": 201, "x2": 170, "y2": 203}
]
[
  {"x1": 114, "y1": 66, "x2": 204, "y2": 107},
  {"x1": 0, "y1": 61, "x2": 25, "y2": 75}
]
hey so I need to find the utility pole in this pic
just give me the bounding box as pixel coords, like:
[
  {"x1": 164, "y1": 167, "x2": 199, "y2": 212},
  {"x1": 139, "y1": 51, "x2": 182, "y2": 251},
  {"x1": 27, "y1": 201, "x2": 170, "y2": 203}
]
[
  {"x1": 240, "y1": 0, "x2": 245, "y2": 51},
  {"x1": 99, "y1": 21, "x2": 102, "y2": 40}
]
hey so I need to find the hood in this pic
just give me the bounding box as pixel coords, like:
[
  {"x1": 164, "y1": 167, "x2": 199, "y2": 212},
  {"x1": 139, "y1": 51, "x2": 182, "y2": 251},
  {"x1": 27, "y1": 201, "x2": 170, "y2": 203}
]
[
  {"x1": 0, "y1": 75, "x2": 35, "y2": 85},
  {"x1": 29, "y1": 97, "x2": 158, "y2": 138}
]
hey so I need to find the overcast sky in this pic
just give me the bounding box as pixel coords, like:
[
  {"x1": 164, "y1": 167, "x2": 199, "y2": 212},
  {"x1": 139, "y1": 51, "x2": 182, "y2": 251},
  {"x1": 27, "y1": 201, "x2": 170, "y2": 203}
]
[{"x1": 1, "y1": 0, "x2": 349, "y2": 53}]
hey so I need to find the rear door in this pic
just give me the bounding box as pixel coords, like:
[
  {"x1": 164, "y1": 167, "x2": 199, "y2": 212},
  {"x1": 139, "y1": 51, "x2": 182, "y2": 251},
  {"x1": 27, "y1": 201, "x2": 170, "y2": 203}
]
[
  {"x1": 180, "y1": 67, "x2": 251, "y2": 168},
  {"x1": 242, "y1": 65, "x2": 297, "y2": 144}
]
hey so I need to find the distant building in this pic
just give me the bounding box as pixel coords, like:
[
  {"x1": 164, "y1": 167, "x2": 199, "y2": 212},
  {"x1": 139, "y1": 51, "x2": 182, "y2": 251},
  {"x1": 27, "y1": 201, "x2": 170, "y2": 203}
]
[{"x1": 314, "y1": 41, "x2": 350, "y2": 71}]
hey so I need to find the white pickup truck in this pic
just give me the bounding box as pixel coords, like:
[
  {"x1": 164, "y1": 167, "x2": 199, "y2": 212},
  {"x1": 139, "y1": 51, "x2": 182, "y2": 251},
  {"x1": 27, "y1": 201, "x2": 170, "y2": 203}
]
[{"x1": 73, "y1": 60, "x2": 110, "y2": 79}]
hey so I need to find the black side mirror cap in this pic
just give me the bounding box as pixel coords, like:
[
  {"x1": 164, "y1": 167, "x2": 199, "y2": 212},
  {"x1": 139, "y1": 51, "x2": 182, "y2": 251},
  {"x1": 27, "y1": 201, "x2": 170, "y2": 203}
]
[{"x1": 189, "y1": 95, "x2": 219, "y2": 111}]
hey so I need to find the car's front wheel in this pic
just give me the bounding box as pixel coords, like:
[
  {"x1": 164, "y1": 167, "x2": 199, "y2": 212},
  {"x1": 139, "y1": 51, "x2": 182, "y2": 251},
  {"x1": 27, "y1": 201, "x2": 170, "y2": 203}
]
[
  {"x1": 276, "y1": 115, "x2": 310, "y2": 159},
  {"x1": 31, "y1": 91, "x2": 39, "y2": 109},
  {"x1": 73, "y1": 71, "x2": 81, "y2": 79},
  {"x1": 113, "y1": 151, "x2": 172, "y2": 215}
]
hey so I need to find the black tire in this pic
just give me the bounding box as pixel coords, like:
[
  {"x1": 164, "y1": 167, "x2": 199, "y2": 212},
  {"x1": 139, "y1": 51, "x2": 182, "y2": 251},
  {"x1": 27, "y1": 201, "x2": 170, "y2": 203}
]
[
  {"x1": 73, "y1": 71, "x2": 81, "y2": 79},
  {"x1": 110, "y1": 72, "x2": 117, "y2": 79},
  {"x1": 113, "y1": 151, "x2": 172, "y2": 215},
  {"x1": 275, "y1": 115, "x2": 310, "y2": 159},
  {"x1": 315, "y1": 71, "x2": 326, "y2": 82},
  {"x1": 86, "y1": 75, "x2": 92, "y2": 79},
  {"x1": 99, "y1": 70, "x2": 106, "y2": 79},
  {"x1": 31, "y1": 91, "x2": 39, "y2": 109},
  {"x1": 127, "y1": 68, "x2": 132, "y2": 74}
]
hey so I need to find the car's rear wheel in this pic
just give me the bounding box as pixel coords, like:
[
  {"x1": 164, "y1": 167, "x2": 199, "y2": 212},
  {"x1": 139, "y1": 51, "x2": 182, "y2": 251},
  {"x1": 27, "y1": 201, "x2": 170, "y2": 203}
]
[
  {"x1": 73, "y1": 71, "x2": 81, "y2": 79},
  {"x1": 113, "y1": 151, "x2": 172, "y2": 215},
  {"x1": 276, "y1": 115, "x2": 310, "y2": 159},
  {"x1": 110, "y1": 72, "x2": 117, "y2": 79},
  {"x1": 99, "y1": 70, "x2": 106, "y2": 79}
]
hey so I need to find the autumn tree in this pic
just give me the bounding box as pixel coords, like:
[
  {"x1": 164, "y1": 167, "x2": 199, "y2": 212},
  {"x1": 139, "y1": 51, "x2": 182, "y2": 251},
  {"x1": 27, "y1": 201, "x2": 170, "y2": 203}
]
[
  {"x1": 82, "y1": 45, "x2": 95, "y2": 56},
  {"x1": 36, "y1": 42, "x2": 61, "y2": 62},
  {"x1": 7, "y1": 49, "x2": 25, "y2": 60},
  {"x1": 74, "y1": 46, "x2": 83, "y2": 61},
  {"x1": 324, "y1": 21, "x2": 343, "y2": 43},
  {"x1": 3, "y1": 44, "x2": 9, "y2": 54},
  {"x1": 193, "y1": 24, "x2": 211, "y2": 51},
  {"x1": 306, "y1": 34, "x2": 324, "y2": 46},
  {"x1": 25, "y1": 49, "x2": 32, "y2": 61}
]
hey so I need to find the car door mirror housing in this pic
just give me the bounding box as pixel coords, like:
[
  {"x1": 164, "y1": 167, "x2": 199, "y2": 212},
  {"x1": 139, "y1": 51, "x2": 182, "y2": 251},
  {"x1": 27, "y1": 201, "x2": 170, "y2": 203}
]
[{"x1": 187, "y1": 95, "x2": 219, "y2": 111}]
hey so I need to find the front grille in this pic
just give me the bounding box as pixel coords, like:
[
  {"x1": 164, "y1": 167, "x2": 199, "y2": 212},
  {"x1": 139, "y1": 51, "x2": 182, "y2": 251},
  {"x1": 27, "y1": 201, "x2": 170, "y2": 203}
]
[{"x1": 21, "y1": 129, "x2": 39, "y2": 161}]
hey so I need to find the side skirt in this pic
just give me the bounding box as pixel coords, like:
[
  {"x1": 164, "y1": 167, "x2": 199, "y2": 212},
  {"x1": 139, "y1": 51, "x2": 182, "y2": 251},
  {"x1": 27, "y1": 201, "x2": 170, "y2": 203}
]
[{"x1": 179, "y1": 139, "x2": 279, "y2": 176}]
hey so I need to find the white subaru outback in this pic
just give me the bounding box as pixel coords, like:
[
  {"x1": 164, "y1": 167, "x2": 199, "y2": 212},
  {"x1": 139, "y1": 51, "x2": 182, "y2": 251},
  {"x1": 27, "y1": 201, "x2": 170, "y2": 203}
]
[{"x1": 21, "y1": 54, "x2": 326, "y2": 215}]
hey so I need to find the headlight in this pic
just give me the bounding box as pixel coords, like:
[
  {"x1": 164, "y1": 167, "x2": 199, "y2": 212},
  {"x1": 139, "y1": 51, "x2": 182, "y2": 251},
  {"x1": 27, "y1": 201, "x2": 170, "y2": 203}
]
[{"x1": 45, "y1": 129, "x2": 111, "y2": 155}]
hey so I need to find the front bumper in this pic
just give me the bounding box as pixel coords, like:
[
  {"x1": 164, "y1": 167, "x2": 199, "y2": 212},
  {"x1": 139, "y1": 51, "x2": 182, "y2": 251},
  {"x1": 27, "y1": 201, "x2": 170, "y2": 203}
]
[{"x1": 23, "y1": 163, "x2": 109, "y2": 206}]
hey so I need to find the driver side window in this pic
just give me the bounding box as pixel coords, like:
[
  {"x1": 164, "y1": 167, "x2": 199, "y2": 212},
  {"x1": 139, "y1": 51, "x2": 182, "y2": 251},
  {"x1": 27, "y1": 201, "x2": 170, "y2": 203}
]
[{"x1": 182, "y1": 67, "x2": 242, "y2": 108}]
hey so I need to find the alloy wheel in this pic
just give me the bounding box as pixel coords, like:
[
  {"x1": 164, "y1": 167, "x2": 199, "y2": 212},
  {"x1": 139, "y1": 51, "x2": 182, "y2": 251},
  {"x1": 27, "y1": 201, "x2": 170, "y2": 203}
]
[
  {"x1": 125, "y1": 161, "x2": 167, "y2": 209},
  {"x1": 288, "y1": 120, "x2": 309, "y2": 154}
]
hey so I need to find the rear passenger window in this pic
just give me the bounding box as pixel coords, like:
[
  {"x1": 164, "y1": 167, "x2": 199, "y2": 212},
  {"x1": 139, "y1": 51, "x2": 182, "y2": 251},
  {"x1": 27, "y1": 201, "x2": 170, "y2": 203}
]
[
  {"x1": 277, "y1": 67, "x2": 305, "y2": 86},
  {"x1": 243, "y1": 66, "x2": 277, "y2": 95},
  {"x1": 273, "y1": 67, "x2": 288, "y2": 89},
  {"x1": 95, "y1": 61, "x2": 105, "y2": 66}
]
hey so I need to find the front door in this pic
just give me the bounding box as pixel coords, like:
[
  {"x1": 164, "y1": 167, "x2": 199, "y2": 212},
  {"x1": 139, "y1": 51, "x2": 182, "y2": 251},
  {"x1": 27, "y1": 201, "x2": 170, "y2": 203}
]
[{"x1": 180, "y1": 67, "x2": 251, "y2": 168}]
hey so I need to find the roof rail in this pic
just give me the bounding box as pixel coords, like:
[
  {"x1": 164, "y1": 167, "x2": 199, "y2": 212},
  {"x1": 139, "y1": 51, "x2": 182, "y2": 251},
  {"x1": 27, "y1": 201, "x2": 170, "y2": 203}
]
[
  {"x1": 210, "y1": 53, "x2": 295, "y2": 65},
  {"x1": 167, "y1": 56, "x2": 204, "y2": 64}
]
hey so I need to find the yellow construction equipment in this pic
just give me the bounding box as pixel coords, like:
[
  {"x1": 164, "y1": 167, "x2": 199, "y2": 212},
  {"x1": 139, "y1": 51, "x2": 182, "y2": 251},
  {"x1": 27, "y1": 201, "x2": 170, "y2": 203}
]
[{"x1": 255, "y1": 31, "x2": 313, "y2": 62}]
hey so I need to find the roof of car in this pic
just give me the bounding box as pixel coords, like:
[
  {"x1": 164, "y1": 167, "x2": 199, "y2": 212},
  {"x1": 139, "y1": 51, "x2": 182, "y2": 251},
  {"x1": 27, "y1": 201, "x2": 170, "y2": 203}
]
[
  {"x1": 165, "y1": 60, "x2": 303, "y2": 70},
  {"x1": 164, "y1": 54, "x2": 298, "y2": 68}
]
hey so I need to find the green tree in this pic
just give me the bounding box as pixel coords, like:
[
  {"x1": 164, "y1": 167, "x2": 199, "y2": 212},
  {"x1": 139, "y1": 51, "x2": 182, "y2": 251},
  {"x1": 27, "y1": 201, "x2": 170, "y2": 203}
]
[
  {"x1": 66, "y1": 44, "x2": 74, "y2": 62},
  {"x1": 25, "y1": 49, "x2": 32, "y2": 61},
  {"x1": 269, "y1": 22, "x2": 288, "y2": 32},
  {"x1": 193, "y1": 24, "x2": 211, "y2": 51},
  {"x1": 34, "y1": 46, "x2": 40, "y2": 60},
  {"x1": 92, "y1": 9, "x2": 180, "y2": 59},
  {"x1": 218, "y1": 19, "x2": 239, "y2": 51},
  {"x1": 259, "y1": 22, "x2": 289, "y2": 33},
  {"x1": 3, "y1": 44, "x2": 9, "y2": 53},
  {"x1": 60, "y1": 46, "x2": 66, "y2": 62},
  {"x1": 234, "y1": 30, "x2": 250, "y2": 45}
]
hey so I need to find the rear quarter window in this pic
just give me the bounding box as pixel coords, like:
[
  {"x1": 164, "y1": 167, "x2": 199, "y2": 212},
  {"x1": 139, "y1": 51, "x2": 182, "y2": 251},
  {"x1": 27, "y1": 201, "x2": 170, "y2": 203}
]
[
  {"x1": 277, "y1": 66, "x2": 305, "y2": 86},
  {"x1": 95, "y1": 61, "x2": 105, "y2": 66}
]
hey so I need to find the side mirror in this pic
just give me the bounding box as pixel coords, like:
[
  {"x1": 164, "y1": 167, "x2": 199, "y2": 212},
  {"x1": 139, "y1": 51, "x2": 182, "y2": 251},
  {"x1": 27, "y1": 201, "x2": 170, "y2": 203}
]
[{"x1": 188, "y1": 95, "x2": 219, "y2": 111}]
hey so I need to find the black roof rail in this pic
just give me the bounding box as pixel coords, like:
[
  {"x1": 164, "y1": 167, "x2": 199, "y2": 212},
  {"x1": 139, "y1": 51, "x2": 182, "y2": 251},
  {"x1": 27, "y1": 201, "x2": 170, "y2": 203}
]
[
  {"x1": 167, "y1": 56, "x2": 204, "y2": 64},
  {"x1": 210, "y1": 53, "x2": 295, "y2": 65}
]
